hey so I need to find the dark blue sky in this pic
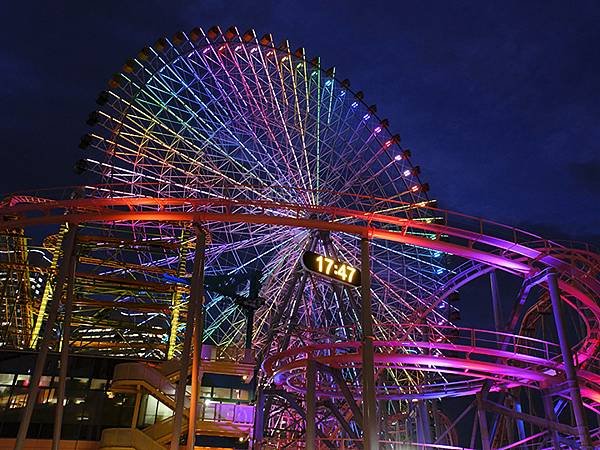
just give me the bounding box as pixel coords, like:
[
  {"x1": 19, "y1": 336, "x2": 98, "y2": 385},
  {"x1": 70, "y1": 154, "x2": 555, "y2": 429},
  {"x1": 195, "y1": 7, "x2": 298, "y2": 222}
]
[{"x1": 1, "y1": 1, "x2": 598, "y2": 241}]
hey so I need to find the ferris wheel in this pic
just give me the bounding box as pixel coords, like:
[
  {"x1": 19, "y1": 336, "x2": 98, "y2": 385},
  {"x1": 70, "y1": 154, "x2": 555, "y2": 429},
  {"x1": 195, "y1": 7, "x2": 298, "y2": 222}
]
[{"x1": 79, "y1": 25, "x2": 448, "y2": 356}]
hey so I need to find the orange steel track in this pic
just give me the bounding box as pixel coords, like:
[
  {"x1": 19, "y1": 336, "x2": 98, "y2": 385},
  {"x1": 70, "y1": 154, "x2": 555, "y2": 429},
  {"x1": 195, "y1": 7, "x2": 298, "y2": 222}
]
[{"x1": 1, "y1": 195, "x2": 598, "y2": 361}]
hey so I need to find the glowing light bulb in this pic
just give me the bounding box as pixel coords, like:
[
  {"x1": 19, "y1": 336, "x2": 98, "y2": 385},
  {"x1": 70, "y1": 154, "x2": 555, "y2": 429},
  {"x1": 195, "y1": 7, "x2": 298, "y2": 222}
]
[
  {"x1": 403, "y1": 169, "x2": 412, "y2": 177},
  {"x1": 394, "y1": 154, "x2": 403, "y2": 161}
]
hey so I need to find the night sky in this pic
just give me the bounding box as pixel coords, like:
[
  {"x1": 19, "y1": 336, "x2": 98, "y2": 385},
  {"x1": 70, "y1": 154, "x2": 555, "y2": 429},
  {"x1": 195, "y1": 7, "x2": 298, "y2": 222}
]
[{"x1": 1, "y1": 1, "x2": 599, "y2": 242}]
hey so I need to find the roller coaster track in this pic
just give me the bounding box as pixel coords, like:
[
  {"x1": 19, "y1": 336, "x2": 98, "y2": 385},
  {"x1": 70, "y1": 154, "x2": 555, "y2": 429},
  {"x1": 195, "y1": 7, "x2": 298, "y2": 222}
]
[
  {"x1": 1, "y1": 193, "x2": 598, "y2": 446},
  {"x1": 263, "y1": 325, "x2": 600, "y2": 405}
]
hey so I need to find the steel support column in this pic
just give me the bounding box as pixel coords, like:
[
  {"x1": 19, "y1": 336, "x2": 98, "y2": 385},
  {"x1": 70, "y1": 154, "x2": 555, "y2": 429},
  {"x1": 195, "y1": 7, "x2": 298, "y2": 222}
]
[
  {"x1": 512, "y1": 397, "x2": 526, "y2": 446},
  {"x1": 491, "y1": 271, "x2": 526, "y2": 446},
  {"x1": 253, "y1": 387, "x2": 265, "y2": 449},
  {"x1": 187, "y1": 228, "x2": 206, "y2": 450},
  {"x1": 360, "y1": 237, "x2": 378, "y2": 450},
  {"x1": 416, "y1": 400, "x2": 432, "y2": 445},
  {"x1": 15, "y1": 224, "x2": 77, "y2": 450},
  {"x1": 489, "y1": 270, "x2": 503, "y2": 332},
  {"x1": 306, "y1": 359, "x2": 317, "y2": 450},
  {"x1": 547, "y1": 271, "x2": 592, "y2": 449},
  {"x1": 170, "y1": 229, "x2": 205, "y2": 450},
  {"x1": 541, "y1": 390, "x2": 561, "y2": 449},
  {"x1": 477, "y1": 392, "x2": 491, "y2": 450},
  {"x1": 51, "y1": 243, "x2": 78, "y2": 450}
]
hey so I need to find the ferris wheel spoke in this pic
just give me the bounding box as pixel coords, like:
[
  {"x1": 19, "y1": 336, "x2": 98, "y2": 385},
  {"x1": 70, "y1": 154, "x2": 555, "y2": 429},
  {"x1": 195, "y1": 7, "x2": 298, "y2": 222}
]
[
  {"x1": 188, "y1": 47, "x2": 293, "y2": 191},
  {"x1": 123, "y1": 66, "x2": 286, "y2": 201},
  {"x1": 98, "y1": 91, "x2": 239, "y2": 192},
  {"x1": 243, "y1": 45, "x2": 311, "y2": 200}
]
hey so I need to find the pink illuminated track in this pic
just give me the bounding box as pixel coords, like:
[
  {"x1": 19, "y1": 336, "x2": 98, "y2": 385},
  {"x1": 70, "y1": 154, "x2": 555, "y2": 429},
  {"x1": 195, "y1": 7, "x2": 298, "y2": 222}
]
[
  {"x1": 263, "y1": 325, "x2": 600, "y2": 406},
  {"x1": 1, "y1": 190, "x2": 599, "y2": 447}
]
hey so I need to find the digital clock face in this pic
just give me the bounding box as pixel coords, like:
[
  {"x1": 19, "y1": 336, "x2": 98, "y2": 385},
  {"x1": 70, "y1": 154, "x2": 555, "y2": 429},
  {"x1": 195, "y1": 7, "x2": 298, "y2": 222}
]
[{"x1": 301, "y1": 251, "x2": 361, "y2": 287}]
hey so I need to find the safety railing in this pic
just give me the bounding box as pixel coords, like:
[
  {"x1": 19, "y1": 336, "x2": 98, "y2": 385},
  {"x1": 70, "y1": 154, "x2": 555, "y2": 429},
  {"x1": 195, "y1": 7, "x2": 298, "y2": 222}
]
[
  {"x1": 276, "y1": 323, "x2": 562, "y2": 364},
  {"x1": 111, "y1": 362, "x2": 188, "y2": 409},
  {"x1": 113, "y1": 362, "x2": 176, "y2": 397},
  {"x1": 142, "y1": 402, "x2": 254, "y2": 441},
  {"x1": 198, "y1": 400, "x2": 254, "y2": 424},
  {"x1": 202, "y1": 343, "x2": 255, "y2": 363}
]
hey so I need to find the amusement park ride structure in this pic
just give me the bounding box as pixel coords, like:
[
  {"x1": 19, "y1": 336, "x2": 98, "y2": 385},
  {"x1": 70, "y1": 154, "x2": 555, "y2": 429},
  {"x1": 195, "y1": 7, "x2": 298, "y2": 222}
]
[{"x1": 0, "y1": 25, "x2": 598, "y2": 450}]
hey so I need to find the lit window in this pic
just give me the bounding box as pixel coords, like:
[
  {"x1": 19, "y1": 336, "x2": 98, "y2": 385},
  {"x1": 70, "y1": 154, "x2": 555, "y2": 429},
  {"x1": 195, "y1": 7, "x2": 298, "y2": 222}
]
[{"x1": 0, "y1": 373, "x2": 15, "y2": 385}]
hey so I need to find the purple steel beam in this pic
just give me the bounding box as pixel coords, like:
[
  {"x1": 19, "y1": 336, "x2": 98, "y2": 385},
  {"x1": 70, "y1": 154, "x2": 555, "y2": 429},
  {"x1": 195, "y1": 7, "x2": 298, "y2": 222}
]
[
  {"x1": 547, "y1": 271, "x2": 593, "y2": 449},
  {"x1": 360, "y1": 237, "x2": 378, "y2": 450},
  {"x1": 306, "y1": 359, "x2": 317, "y2": 450}
]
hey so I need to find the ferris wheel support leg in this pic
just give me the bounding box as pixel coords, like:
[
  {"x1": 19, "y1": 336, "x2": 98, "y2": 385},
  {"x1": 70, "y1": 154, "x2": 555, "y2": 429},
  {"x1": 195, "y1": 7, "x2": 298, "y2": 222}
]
[
  {"x1": 51, "y1": 242, "x2": 78, "y2": 450},
  {"x1": 547, "y1": 271, "x2": 593, "y2": 449},
  {"x1": 14, "y1": 224, "x2": 77, "y2": 450},
  {"x1": 360, "y1": 237, "x2": 378, "y2": 450}
]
